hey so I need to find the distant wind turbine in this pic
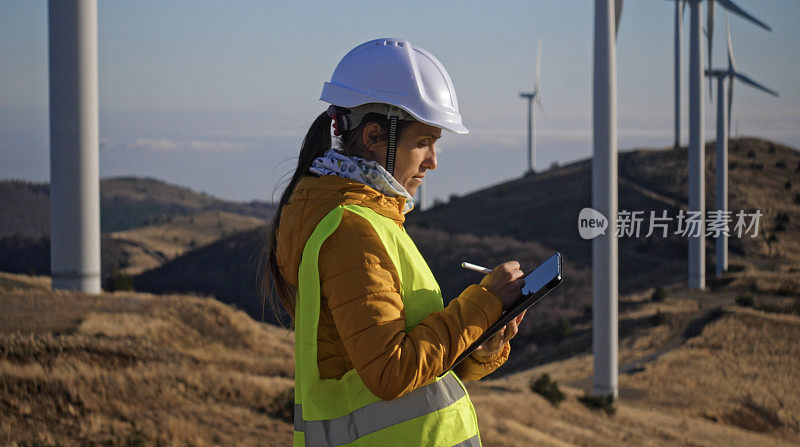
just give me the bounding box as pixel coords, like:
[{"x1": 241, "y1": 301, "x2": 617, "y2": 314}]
[
  {"x1": 706, "y1": 17, "x2": 778, "y2": 276},
  {"x1": 519, "y1": 38, "x2": 545, "y2": 174},
  {"x1": 666, "y1": 0, "x2": 687, "y2": 150},
  {"x1": 417, "y1": 182, "x2": 426, "y2": 212},
  {"x1": 685, "y1": 0, "x2": 770, "y2": 291}
]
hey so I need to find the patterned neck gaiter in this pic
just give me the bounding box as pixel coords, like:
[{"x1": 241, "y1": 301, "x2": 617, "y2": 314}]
[{"x1": 309, "y1": 149, "x2": 414, "y2": 214}]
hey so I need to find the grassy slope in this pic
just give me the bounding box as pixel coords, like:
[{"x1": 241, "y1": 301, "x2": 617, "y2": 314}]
[
  {"x1": 408, "y1": 137, "x2": 800, "y2": 291},
  {"x1": 1, "y1": 280, "x2": 798, "y2": 446},
  {"x1": 474, "y1": 304, "x2": 800, "y2": 447},
  {"x1": 0, "y1": 288, "x2": 294, "y2": 445},
  {"x1": 0, "y1": 176, "x2": 275, "y2": 238},
  {"x1": 108, "y1": 210, "x2": 265, "y2": 275}
]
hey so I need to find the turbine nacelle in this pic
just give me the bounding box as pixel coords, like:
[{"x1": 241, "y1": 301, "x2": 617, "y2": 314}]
[
  {"x1": 703, "y1": 0, "x2": 772, "y2": 101},
  {"x1": 705, "y1": 16, "x2": 778, "y2": 135}
]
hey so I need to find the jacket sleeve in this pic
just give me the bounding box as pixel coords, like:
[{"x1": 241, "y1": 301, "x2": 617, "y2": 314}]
[
  {"x1": 453, "y1": 341, "x2": 511, "y2": 382},
  {"x1": 319, "y1": 210, "x2": 505, "y2": 401}
]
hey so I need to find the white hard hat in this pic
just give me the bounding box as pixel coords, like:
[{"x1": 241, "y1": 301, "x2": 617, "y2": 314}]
[{"x1": 320, "y1": 38, "x2": 469, "y2": 135}]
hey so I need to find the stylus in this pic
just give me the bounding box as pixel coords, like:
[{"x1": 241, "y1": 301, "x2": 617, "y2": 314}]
[{"x1": 461, "y1": 262, "x2": 492, "y2": 275}]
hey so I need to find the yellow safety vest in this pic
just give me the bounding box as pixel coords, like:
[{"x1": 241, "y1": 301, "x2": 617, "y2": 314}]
[{"x1": 293, "y1": 204, "x2": 481, "y2": 446}]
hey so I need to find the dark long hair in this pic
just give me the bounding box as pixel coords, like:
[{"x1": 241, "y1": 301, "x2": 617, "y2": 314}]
[{"x1": 260, "y1": 110, "x2": 409, "y2": 327}]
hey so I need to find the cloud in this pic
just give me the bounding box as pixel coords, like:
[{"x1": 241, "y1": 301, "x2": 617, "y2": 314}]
[{"x1": 125, "y1": 138, "x2": 251, "y2": 153}]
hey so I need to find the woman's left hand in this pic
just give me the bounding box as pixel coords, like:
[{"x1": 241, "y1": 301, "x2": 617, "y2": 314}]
[{"x1": 472, "y1": 310, "x2": 526, "y2": 360}]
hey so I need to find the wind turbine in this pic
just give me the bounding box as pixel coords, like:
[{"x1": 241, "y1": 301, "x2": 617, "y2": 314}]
[
  {"x1": 667, "y1": 0, "x2": 687, "y2": 150},
  {"x1": 592, "y1": 0, "x2": 622, "y2": 400},
  {"x1": 48, "y1": 0, "x2": 101, "y2": 294},
  {"x1": 685, "y1": 0, "x2": 770, "y2": 291},
  {"x1": 417, "y1": 182, "x2": 426, "y2": 212},
  {"x1": 706, "y1": 17, "x2": 778, "y2": 276},
  {"x1": 519, "y1": 38, "x2": 545, "y2": 174}
]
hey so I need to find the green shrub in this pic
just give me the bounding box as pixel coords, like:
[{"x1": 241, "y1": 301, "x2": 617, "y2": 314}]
[
  {"x1": 776, "y1": 280, "x2": 800, "y2": 297},
  {"x1": 578, "y1": 393, "x2": 616, "y2": 415},
  {"x1": 105, "y1": 269, "x2": 133, "y2": 292},
  {"x1": 649, "y1": 310, "x2": 667, "y2": 326},
  {"x1": 651, "y1": 287, "x2": 666, "y2": 303},
  {"x1": 530, "y1": 373, "x2": 566, "y2": 407},
  {"x1": 553, "y1": 316, "x2": 573, "y2": 339},
  {"x1": 268, "y1": 387, "x2": 294, "y2": 423},
  {"x1": 736, "y1": 295, "x2": 754, "y2": 307}
]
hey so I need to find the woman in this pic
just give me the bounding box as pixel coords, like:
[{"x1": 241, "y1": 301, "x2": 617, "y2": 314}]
[{"x1": 265, "y1": 38, "x2": 526, "y2": 446}]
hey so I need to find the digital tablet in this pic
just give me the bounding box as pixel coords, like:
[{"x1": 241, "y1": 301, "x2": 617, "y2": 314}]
[{"x1": 448, "y1": 252, "x2": 563, "y2": 371}]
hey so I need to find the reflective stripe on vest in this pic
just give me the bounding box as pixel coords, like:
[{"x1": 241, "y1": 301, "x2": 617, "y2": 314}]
[
  {"x1": 293, "y1": 204, "x2": 481, "y2": 447},
  {"x1": 295, "y1": 372, "x2": 465, "y2": 445}
]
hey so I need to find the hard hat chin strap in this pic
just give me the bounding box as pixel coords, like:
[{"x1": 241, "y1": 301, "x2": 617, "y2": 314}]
[{"x1": 386, "y1": 115, "x2": 398, "y2": 176}]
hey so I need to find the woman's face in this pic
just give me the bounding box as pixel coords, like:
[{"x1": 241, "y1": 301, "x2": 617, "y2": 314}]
[{"x1": 363, "y1": 121, "x2": 441, "y2": 197}]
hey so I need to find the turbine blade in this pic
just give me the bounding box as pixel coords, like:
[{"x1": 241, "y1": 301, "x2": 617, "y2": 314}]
[
  {"x1": 615, "y1": 0, "x2": 623, "y2": 36},
  {"x1": 708, "y1": 0, "x2": 715, "y2": 100},
  {"x1": 716, "y1": 0, "x2": 771, "y2": 32},
  {"x1": 535, "y1": 94, "x2": 546, "y2": 119},
  {"x1": 535, "y1": 38, "x2": 542, "y2": 89},
  {"x1": 733, "y1": 71, "x2": 779, "y2": 97},
  {"x1": 726, "y1": 15, "x2": 735, "y2": 72}
]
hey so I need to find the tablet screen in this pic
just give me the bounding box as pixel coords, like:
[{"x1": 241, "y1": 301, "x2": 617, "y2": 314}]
[
  {"x1": 448, "y1": 252, "x2": 562, "y2": 372},
  {"x1": 521, "y1": 253, "x2": 561, "y2": 296}
]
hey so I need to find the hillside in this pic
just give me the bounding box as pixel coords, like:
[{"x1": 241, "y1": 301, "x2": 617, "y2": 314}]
[
  {"x1": 0, "y1": 284, "x2": 295, "y2": 445},
  {"x1": 0, "y1": 176, "x2": 275, "y2": 237},
  {"x1": 407, "y1": 137, "x2": 800, "y2": 290},
  {"x1": 471, "y1": 304, "x2": 800, "y2": 446},
  {"x1": 132, "y1": 227, "x2": 278, "y2": 324},
  {"x1": 1, "y1": 277, "x2": 797, "y2": 445},
  {"x1": 99, "y1": 177, "x2": 274, "y2": 233},
  {"x1": 130, "y1": 137, "x2": 799, "y2": 327},
  {"x1": 108, "y1": 210, "x2": 265, "y2": 275},
  {"x1": 0, "y1": 176, "x2": 275, "y2": 281}
]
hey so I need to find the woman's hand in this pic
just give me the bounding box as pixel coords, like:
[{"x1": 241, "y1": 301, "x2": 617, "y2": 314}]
[
  {"x1": 473, "y1": 310, "x2": 526, "y2": 359},
  {"x1": 479, "y1": 261, "x2": 525, "y2": 310}
]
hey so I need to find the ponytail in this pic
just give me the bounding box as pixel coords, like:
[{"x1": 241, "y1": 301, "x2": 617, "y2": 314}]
[
  {"x1": 260, "y1": 111, "x2": 331, "y2": 325},
  {"x1": 259, "y1": 109, "x2": 410, "y2": 326}
]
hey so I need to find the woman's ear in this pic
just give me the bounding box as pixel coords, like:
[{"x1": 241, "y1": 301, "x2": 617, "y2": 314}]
[{"x1": 361, "y1": 122, "x2": 384, "y2": 154}]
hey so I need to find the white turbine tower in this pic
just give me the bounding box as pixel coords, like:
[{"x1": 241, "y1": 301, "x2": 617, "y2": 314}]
[
  {"x1": 685, "y1": 0, "x2": 770, "y2": 291},
  {"x1": 706, "y1": 17, "x2": 778, "y2": 276},
  {"x1": 48, "y1": 0, "x2": 101, "y2": 294},
  {"x1": 417, "y1": 182, "x2": 426, "y2": 212},
  {"x1": 592, "y1": 0, "x2": 622, "y2": 399},
  {"x1": 667, "y1": 0, "x2": 687, "y2": 150},
  {"x1": 519, "y1": 38, "x2": 545, "y2": 174}
]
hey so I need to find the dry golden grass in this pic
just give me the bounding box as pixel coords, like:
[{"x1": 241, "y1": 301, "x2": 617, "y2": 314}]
[
  {"x1": 0, "y1": 288, "x2": 294, "y2": 445},
  {"x1": 0, "y1": 271, "x2": 50, "y2": 292},
  {"x1": 477, "y1": 302, "x2": 800, "y2": 447},
  {"x1": 2, "y1": 276, "x2": 799, "y2": 446},
  {"x1": 108, "y1": 210, "x2": 265, "y2": 274}
]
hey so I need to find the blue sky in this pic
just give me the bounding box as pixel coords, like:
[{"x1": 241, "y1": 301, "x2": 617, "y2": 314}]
[{"x1": 1, "y1": 0, "x2": 798, "y2": 204}]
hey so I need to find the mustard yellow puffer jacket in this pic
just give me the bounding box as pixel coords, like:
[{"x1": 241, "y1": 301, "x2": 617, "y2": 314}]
[{"x1": 276, "y1": 175, "x2": 510, "y2": 400}]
